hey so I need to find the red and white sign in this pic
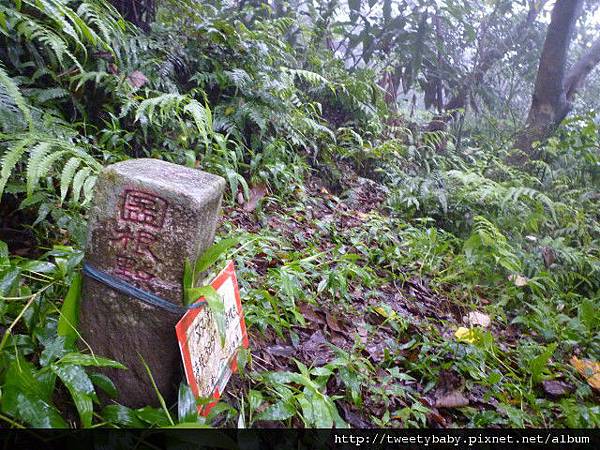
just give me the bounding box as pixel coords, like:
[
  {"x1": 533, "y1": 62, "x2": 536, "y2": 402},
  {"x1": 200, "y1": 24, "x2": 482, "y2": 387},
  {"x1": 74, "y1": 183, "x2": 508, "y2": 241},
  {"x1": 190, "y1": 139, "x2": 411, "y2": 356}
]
[{"x1": 175, "y1": 261, "x2": 248, "y2": 416}]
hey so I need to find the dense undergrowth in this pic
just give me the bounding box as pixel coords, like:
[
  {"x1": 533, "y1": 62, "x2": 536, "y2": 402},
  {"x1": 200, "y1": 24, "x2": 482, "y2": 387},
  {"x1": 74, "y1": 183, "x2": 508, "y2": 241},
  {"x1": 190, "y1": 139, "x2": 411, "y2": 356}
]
[{"x1": 0, "y1": 0, "x2": 598, "y2": 428}]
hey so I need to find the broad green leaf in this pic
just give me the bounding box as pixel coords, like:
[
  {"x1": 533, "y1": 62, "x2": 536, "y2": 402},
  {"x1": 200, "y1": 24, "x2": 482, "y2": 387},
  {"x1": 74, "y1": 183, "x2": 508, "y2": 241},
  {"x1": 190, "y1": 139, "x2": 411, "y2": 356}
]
[
  {"x1": 2, "y1": 391, "x2": 67, "y2": 428},
  {"x1": 184, "y1": 150, "x2": 196, "y2": 168},
  {"x1": 0, "y1": 267, "x2": 21, "y2": 296},
  {"x1": 201, "y1": 285, "x2": 226, "y2": 347},
  {"x1": 135, "y1": 406, "x2": 172, "y2": 427},
  {"x1": 579, "y1": 299, "x2": 598, "y2": 332},
  {"x1": 255, "y1": 401, "x2": 295, "y2": 421},
  {"x1": 529, "y1": 343, "x2": 557, "y2": 384},
  {"x1": 0, "y1": 240, "x2": 8, "y2": 267},
  {"x1": 40, "y1": 336, "x2": 67, "y2": 366},
  {"x1": 57, "y1": 272, "x2": 82, "y2": 346},
  {"x1": 20, "y1": 260, "x2": 56, "y2": 274},
  {"x1": 0, "y1": 357, "x2": 66, "y2": 428},
  {"x1": 57, "y1": 352, "x2": 126, "y2": 369},
  {"x1": 178, "y1": 382, "x2": 198, "y2": 423},
  {"x1": 248, "y1": 389, "x2": 263, "y2": 412},
  {"x1": 183, "y1": 259, "x2": 194, "y2": 292},
  {"x1": 194, "y1": 237, "x2": 239, "y2": 276},
  {"x1": 298, "y1": 393, "x2": 333, "y2": 427},
  {"x1": 3, "y1": 356, "x2": 51, "y2": 401},
  {"x1": 186, "y1": 285, "x2": 227, "y2": 347},
  {"x1": 101, "y1": 404, "x2": 145, "y2": 427},
  {"x1": 261, "y1": 371, "x2": 305, "y2": 385},
  {"x1": 89, "y1": 373, "x2": 118, "y2": 399},
  {"x1": 51, "y1": 364, "x2": 95, "y2": 427},
  {"x1": 339, "y1": 367, "x2": 362, "y2": 406}
]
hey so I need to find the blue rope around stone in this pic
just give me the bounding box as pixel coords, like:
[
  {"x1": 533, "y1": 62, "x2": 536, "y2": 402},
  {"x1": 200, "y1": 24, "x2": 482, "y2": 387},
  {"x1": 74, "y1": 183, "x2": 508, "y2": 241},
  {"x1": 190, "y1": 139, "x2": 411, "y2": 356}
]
[{"x1": 83, "y1": 262, "x2": 205, "y2": 315}]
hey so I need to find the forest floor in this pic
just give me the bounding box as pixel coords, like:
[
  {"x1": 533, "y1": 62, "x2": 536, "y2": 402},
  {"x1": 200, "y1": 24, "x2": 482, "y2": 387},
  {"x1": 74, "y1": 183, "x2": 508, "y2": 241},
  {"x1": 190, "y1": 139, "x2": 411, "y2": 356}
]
[
  {"x1": 1, "y1": 163, "x2": 597, "y2": 429},
  {"x1": 213, "y1": 171, "x2": 595, "y2": 428}
]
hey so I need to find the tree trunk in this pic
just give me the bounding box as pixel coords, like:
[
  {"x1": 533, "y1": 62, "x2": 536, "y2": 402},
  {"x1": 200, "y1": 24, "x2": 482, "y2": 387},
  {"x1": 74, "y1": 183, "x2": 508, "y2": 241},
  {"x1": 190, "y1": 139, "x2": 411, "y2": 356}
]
[{"x1": 511, "y1": 0, "x2": 583, "y2": 164}]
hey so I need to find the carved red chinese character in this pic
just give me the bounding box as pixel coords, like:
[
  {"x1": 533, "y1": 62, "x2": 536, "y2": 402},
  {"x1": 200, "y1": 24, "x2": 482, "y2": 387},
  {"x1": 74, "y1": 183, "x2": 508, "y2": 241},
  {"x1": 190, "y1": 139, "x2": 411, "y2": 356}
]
[
  {"x1": 121, "y1": 190, "x2": 167, "y2": 228},
  {"x1": 109, "y1": 224, "x2": 135, "y2": 250},
  {"x1": 110, "y1": 225, "x2": 159, "y2": 263},
  {"x1": 134, "y1": 230, "x2": 159, "y2": 263},
  {"x1": 115, "y1": 255, "x2": 155, "y2": 282}
]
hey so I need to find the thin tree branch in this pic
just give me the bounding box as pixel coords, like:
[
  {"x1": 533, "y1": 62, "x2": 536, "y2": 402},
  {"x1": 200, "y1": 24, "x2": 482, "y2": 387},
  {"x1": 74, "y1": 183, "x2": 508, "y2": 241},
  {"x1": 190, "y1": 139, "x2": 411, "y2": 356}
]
[{"x1": 565, "y1": 36, "x2": 600, "y2": 101}]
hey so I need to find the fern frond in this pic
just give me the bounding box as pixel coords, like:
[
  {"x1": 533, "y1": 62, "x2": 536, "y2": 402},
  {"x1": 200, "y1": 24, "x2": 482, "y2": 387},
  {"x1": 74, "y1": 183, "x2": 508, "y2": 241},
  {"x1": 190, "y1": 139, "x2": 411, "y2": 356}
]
[
  {"x1": 282, "y1": 67, "x2": 330, "y2": 87},
  {"x1": 71, "y1": 166, "x2": 92, "y2": 203},
  {"x1": 0, "y1": 138, "x2": 32, "y2": 199},
  {"x1": 82, "y1": 174, "x2": 97, "y2": 204},
  {"x1": 224, "y1": 69, "x2": 251, "y2": 90},
  {"x1": 38, "y1": 148, "x2": 69, "y2": 185},
  {"x1": 0, "y1": 62, "x2": 32, "y2": 129},
  {"x1": 184, "y1": 99, "x2": 212, "y2": 146},
  {"x1": 502, "y1": 186, "x2": 556, "y2": 221},
  {"x1": 135, "y1": 93, "x2": 186, "y2": 124},
  {"x1": 23, "y1": 0, "x2": 87, "y2": 57},
  {"x1": 302, "y1": 117, "x2": 335, "y2": 141},
  {"x1": 60, "y1": 157, "x2": 81, "y2": 203},
  {"x1": 26, "y1": 141, "x2": 53, "y2": 196},
  {"x1": 30, "y1": 87, "x2": 70, "y2": 103},
  {"x1": 241, "y1": 102, "x2": 267, "y2": 132}
]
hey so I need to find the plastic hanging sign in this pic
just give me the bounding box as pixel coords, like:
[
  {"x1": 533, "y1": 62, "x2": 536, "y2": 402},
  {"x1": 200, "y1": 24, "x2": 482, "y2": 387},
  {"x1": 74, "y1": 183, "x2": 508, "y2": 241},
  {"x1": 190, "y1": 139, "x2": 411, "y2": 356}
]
[{"x1": 175, "y1": 260, "x2": 249, "y2": 415}]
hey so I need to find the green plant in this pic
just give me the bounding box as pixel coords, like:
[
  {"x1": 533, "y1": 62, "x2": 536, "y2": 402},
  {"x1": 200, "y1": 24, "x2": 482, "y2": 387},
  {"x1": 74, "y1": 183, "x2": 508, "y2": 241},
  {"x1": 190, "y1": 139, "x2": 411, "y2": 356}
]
[{"x1": 256, "y1": 360, "x2": 347, "y2": 428}]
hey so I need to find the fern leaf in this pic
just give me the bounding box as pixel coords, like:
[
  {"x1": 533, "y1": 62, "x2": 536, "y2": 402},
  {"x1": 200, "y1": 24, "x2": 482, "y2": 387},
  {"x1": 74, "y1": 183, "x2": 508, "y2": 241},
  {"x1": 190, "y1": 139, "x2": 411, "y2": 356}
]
[
  {"x1": 184, "y1": 100, "x2": 211, "y2": 145},
  {"x1": 60, "y1": 157, "x2": 81, "y2": 203},
  {"x1": 38, "y1": 148, "x2": 69, "y2": 186},
  {"x1": 71, "y1": 167, "x2": 92, "y2": 203},
  {"x1": 26, "y1": 142, "x2": 53, "y2": 196},
  {"x1": 82, "y1": 174, "x2": 97, "y2": 204},
  {"x1": 33, "y1": 87, "x2": 70, "y2": 103},
  {"x1": 23, "y1": 0, "x2": 87, "y2": 56},
  {"x1": 283, "y1": 67, "x2": 330, "y2": 87},
  {"x1": 0, "y1": 139, "x2": 31, "y2": 199},
  {"x1": 136, "y1": 93, "x2": 185, "y2": 124},
  {"x1": 0, "y1": 63, "x2": 32, "y2": 128}
]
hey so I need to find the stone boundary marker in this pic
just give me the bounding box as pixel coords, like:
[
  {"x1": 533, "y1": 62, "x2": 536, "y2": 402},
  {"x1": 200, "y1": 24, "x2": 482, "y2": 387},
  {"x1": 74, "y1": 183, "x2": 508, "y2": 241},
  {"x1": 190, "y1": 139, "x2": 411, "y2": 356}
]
[{"x1": 80, "y1": 158, "x2": 226, "y2": 408}]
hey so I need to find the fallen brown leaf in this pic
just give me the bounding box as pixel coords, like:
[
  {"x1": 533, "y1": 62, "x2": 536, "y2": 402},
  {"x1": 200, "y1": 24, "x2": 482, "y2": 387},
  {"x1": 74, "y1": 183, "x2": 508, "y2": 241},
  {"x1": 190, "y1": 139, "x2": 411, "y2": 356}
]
[
  {"x1": 542, "y1": 380, "x2": 572, "y2": 398},
  {"x1": 541, "y1": 246, "x2": 556, "y2": 268},
  {"x1": 298, "y1": 302, "x2": 325, "y2": 327},
  {"x1": 427, "y1": 409, "x2": 448, "y2": 427},
  {"x1": 300, "y1": 330, "x2": 333, "y2": 366},
  {"x1": 325, "y1": 312, "x2": 345, "y2": 333},
  {"x1": 266, "y1": 344, "x2": 295, "y2": 358},
  {"x1": 243, "y1": 183, "x2": 268, "y2": 212},
  {"x1": 434, "y1": 391, "x2": 469, "y2": 409}
]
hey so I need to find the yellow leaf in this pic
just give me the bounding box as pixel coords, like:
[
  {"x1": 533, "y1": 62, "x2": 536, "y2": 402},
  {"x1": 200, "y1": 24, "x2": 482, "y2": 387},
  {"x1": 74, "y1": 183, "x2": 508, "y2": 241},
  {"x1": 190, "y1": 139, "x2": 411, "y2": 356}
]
[
  {"x1": 455, "y1": 327, "x2": 477, "y2": 344},
  {"x1": 373, "y1": 306, "x2": 394, "y2": 318},
  {"x1": 570, "y1": 356, "x2": 600, "y2": 391}
]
